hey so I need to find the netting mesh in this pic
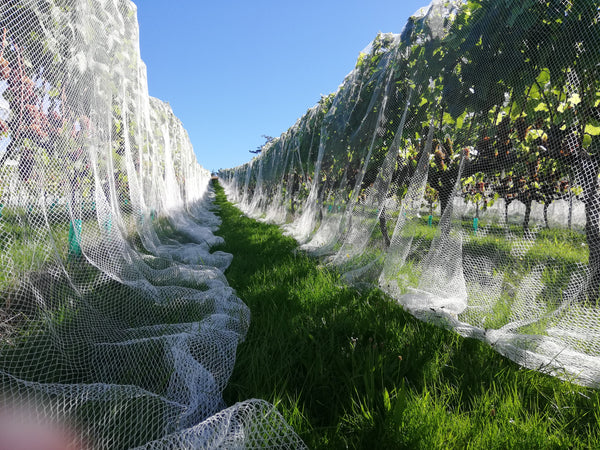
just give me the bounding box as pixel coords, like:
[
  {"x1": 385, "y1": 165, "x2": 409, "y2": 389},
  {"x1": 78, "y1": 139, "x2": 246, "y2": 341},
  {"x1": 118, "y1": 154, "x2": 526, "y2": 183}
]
[
  {"x1": 0, "y1": 0, "x2": 305, "y2": 448},
  {"x1": 221, "y1": 0, "x2": 600, "y2": 387}
]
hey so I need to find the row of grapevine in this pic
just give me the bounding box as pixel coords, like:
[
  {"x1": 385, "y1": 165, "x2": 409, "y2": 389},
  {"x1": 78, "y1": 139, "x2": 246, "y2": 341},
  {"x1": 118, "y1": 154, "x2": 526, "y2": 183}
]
[
  {"x1": 221, "y1": 0, "x2": 600, "y2": 386},
  {"x1": 0, "y1": 0, "x2": 304, "y2": 448}
]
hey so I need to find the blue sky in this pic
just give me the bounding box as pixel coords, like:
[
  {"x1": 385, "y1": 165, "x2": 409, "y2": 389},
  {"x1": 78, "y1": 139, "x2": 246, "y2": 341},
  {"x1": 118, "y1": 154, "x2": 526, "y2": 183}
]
[{"x1": 136, "y1": 0, "x2": 428, "y2": 172}]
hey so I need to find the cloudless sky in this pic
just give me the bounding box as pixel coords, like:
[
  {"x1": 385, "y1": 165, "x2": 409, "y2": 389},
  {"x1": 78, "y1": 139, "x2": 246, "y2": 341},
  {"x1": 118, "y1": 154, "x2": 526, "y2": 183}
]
[{"x1": 135, "y1": 0, "x2": 428, "y2": 172}]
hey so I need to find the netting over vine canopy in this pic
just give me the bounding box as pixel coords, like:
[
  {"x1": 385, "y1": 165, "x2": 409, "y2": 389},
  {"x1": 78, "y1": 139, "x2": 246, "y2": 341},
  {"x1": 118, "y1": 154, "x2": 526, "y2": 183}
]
[
  {"x1": 0, "y1": 0, "x2": 305, "y2": 448},
  {"x1": 221, "y1": 0, "x2": 600, "y2": 387}
]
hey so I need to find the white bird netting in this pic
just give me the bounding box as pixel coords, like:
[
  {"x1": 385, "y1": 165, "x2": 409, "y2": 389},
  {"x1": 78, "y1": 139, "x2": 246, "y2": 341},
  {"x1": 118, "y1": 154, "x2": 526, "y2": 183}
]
[
  {"x1": 0, "y1": 0, "x2": 305, "y2": 448},
  {"x1": 220, "y1": 0, "x2": 600, "y2": 387}
]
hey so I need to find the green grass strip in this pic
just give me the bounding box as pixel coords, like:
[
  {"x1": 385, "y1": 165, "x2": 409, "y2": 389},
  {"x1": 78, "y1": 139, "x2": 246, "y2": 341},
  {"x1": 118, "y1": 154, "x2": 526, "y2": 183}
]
[{"x1": 213, "y1": 181, "x2": 600, "y2": 449}]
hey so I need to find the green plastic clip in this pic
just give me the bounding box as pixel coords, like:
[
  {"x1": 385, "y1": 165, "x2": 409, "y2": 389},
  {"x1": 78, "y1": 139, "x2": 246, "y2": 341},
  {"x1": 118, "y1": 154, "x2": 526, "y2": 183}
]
[
  {"x1": 103, "y1": 217, "x2": 112, "y2": 233},
  {"x1": 68, "y1": 219, "x2": 82, "y2": 256}
]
